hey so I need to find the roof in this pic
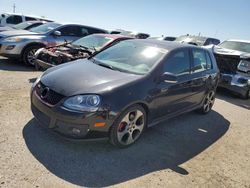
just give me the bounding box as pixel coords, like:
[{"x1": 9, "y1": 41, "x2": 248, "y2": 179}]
[
  {"x1": 227, "y1": 39, "x2": 250, "y2": 43},
  {"x1": 1, "y1": 12, "x2": 53, "y2": 21},
  {"x1": 129, "y1": 39, "x2": 195, "y2": 51}
]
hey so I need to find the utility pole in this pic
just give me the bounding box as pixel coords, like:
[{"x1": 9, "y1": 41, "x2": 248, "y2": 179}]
[{"x1": 13, "y1": 3, "x2": 16, "y2": 13}]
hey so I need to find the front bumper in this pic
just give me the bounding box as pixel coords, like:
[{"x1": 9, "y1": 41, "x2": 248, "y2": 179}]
[
  {"x1": 31, "y1": 88, "x2": 113, "y2": 140},
  {"x1": 0, "y1": 41, "x2": 25, "y2": 58},
  {"x1": 219, "y1": 73, "x2": 250, "y2": 97}
]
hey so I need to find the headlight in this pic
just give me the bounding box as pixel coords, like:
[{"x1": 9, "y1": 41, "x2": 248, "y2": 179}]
[
  {"x1": 3, "y1": 37, "x2": 24, "y2": 43},
  {"x1": 63, "y1": 95, "x2": 101, "y2": 112}
]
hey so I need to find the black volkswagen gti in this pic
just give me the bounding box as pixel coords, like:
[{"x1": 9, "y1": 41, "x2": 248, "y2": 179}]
[{"x1": 31, "y1": 39, "x2": 220, "y2": 148}]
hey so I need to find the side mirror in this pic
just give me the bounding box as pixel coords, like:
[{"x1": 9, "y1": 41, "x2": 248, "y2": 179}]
[
  {"x1": 161, "y1": 72, "x2": 178, "y2": 83},
  {"x1": 53, "y1": 30, "x2": 61, "y2": 36}
]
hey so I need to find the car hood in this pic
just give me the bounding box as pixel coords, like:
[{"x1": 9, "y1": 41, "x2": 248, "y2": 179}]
[
  {"x1": 0, "y1": 29, "x2": 40, "y2": 38},
  {"x1": 0, "y1": 26, "x2": 13, "y2": 32},
  {"x1": 206, "y1": 45, "x2": 250, "y2": 59},
  {"x1": 41, "y1": 59, "x2": 142, "y2": 96}
]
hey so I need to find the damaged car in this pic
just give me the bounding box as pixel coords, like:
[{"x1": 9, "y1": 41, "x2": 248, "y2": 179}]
[
  {"x1": 207, "y1": 39, "x2": 250, "y2": 99},
  {"x1": 176, "y1": 35, "x2": 220, "y2": 46},
  {"x1": 34, "y1": 34, "x2": 132, "y2": 70}
]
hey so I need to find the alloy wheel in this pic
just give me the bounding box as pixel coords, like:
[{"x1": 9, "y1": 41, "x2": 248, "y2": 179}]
[
  {"x1": 117, "y1": 110, "x2": 145, "y2": 145},
  {"x1": 27, "y1": 49, "x2": 37, "y2": 65},
  {"x1": 203, "y1": 91, "x2": 215, "y2": 113}
]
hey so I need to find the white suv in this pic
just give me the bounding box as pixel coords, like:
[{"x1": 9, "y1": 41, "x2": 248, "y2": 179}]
[{"x1": 0, "y1": 13, "x2": 52, "y2": 27}]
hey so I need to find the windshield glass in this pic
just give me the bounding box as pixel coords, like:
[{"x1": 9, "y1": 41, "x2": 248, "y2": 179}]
[
  {"x1": 29, "y1": 22, "x2": 61, "y2": 33},
  {"x1": 219, "y1": 41, "x2": 250, "y2": 53},
  {"x1": 12, "y1": 22, "x2": 32, "y2": 30},
  {"x1": 73, "y1": 35, "x2": 113, "y2": 50},
  {"x1": 93, "y1": 40, "x2": 167, "y2": 75}
]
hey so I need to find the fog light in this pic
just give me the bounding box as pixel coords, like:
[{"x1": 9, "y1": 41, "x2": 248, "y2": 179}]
[
  {"x1": 72, "y1": 128, "x2": 81, "y2": 134},
  {"x1": 6, "y1": 45, "x2": 15, "y2": 50}
]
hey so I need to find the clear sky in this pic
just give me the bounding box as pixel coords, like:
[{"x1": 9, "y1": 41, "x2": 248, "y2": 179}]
[{"x1": 0, "y1": 0, "x2": 249, "y2": 41}]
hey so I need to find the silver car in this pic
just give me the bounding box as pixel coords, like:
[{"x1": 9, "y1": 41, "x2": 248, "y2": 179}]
[{"x1": 0, "y1": 22, "x2": 108, "y2": 65}]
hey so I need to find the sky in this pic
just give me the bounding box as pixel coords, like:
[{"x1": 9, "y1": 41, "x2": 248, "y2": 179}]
[{"x1": 0, "y1": 0, "x2": 249, "y2": 41}]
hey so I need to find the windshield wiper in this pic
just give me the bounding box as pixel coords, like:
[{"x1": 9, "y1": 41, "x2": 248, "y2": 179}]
[
  {"x1": 79, "y1": 45, "x2": 89, "y2": 50},
  {"x1": 91, "y1": 58, "x2": 119, "y2": 71},
  {"x1": 97, "y1": 62, "x2": 116, "y2": 70}
]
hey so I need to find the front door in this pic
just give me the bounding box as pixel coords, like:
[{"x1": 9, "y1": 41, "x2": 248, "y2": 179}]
[{"x1": 154, "y1": 48, "x2": 194, "y2": 118}]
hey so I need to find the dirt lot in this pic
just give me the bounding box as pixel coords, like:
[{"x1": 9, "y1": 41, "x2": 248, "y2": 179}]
[{"x1": 0, "y1": 56, "x2": 250, "y2": 188}]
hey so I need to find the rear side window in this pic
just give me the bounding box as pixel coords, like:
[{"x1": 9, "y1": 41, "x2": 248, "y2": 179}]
[
  {"x1": 164, "y1": 49, "x2": 190, "y2": 75},
  {"x1": 192, "y1": 49, "x2": 207, "y2": 73},
  {"x1": 6, "y1": 15, "x2": 22, "y2": 24},
  {"x1": 59, "y1": 26, "x2": 83, "y2": 37},
  {"x1": 87, "y1": 27, "x2": 106, "y2": 34},
  {"x1": 25, "y1": 16, "x2": 37, "y2": 21},
  {"x1": 206, "y1": 52, "x2": 213, "y2": 69}
]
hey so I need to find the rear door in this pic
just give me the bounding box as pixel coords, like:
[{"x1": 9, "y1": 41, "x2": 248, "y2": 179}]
[
  {"x1": 188, "y1": 48, "x2": 211, "y2": 105},
  {"x1": 154, "y1": 48, "x2": 194, "y2": 118}
]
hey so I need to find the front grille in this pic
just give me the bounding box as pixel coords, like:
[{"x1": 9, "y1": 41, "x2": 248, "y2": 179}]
[{"x1": 35, "y1": 82, "x2": 65, "y2": 106}]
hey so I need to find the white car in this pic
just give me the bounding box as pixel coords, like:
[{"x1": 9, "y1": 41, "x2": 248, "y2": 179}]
[{"x1": 0, "y1": 13, "x2": 52, "y2": 27}]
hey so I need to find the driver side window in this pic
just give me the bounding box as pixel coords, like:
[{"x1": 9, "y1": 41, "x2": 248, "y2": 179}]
[{"x1": 164, "y1": 49, "x2": 191, "y2": 75}]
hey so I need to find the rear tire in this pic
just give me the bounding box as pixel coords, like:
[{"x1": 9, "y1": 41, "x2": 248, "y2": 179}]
[
  {"x1": 197, "y1": 90, "x2": 215, "y2": 114},
  {"x1": 242, "y1": 90, "x2": 250, "y2": 100},
  {"x1": 22, "y1": 45, "x2": 43, "y2": 66},
  {"x1": 109, "y1": 105, "x2": 147, "y2": 148}
]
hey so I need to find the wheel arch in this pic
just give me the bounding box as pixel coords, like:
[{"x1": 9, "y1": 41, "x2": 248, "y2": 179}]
[
  {"x1": 21, "y1": 42, "x2": 46, "y2": 58},
  {"x1": 108, "y1": 101, "x2": 150, "y2": 134}
]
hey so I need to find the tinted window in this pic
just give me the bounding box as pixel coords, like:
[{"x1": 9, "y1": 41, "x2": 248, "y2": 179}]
[
  {"x1": 25, "y1": 16, "x2": 37, "y2": 21},
  {"x1": 192, "y1": 49, "x2": 207, "y2": 72},
  {"x1": 59, "y1": 26, "x2": 83, "y2": 37},
  {"x1": 6, "y1": 15, "x2": 22, "y2": 24},
  {"x1": 80, "y1": 27, "x2": 89, "y2": 36},
  {"x1": 206, "y1": 52, "x2": 213, "y2": 69},
  {"x1": 164, "y1": 50, "x2": 190, "y2": 75},
  {"x1": 87, "y1": 27, "x2": 106, "y2": 34}
]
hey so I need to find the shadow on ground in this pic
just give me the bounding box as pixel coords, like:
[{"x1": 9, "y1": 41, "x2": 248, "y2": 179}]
[
  {"x1": 23, "y1": 110, "x2": 230, "y2": 187},
  {"x1": 216, "y1": 88, "x2": 250, "y2": 110},
  {"x1": 0, "y1": 57, "x2": 34, "y2": 71}
]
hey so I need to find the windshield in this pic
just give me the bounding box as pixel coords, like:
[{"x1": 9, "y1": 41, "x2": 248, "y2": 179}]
[
  {"x1": 93, "y1": 40, "x2": 167, "y2": 75},
  {"x1": 73, "y1": 35, "x2": 113, "y2": 50},
  {"x1": 219, "y1": 41, "x2": 250, "y2": 53},
  {"x1": 12, "y1": 22, "x2": 32, "y2": 30},
  {"x1": 29, "y1": 22, "x2": 61, "y2": 33}
]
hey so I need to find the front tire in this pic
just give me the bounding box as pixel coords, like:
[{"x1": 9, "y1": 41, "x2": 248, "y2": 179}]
[
  {"x1": 109, "y1": 105, "x2": 147, "y2": 148},
  {"x1": 22, "y1": 45, "x2": 42, "y2": 66}
]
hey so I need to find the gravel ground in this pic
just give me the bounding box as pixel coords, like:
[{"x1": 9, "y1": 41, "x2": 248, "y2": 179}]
[{"x1": 0, "y1": 56, "x2": 250, "y2": 188}]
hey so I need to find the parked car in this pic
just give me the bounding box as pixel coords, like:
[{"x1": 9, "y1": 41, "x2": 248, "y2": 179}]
[
  {"x1": 0, "y1": 21, "x2": 47, "y2": 32},
  {"x1": 31, "y1": 39, "x2": 219, "y2": 148},
  {"x1": 205, "y1": 39, "x2": 250, "y2": 99},
  {"x1": 110, "y1": 29, "x2": 150, "y2": 39},
  {"x1": 34, "y1": 34, "x2": 132, "y2": 70},
  {"x1": 176, "y1": 35, "x2": 220, "y2": 46},
  {"x1": 0, "y1": 13, "x2": 52, "y2": 27},
  {"x1": 149, "y1": 36, "x2": 176, "y2": 41},
  {"x1": 0, "y1": 22, "x2": 108, "y2": 65}
]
